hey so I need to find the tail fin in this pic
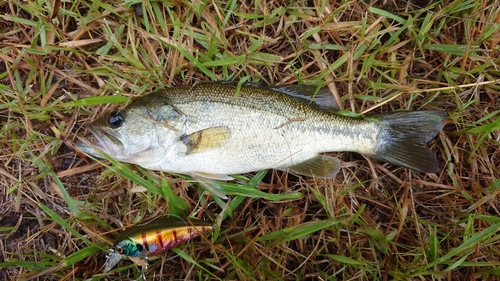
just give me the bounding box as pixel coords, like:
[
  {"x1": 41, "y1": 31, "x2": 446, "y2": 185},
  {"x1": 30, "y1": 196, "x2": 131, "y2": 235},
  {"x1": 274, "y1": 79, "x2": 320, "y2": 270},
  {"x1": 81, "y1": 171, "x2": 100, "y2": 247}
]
[{"x1": 371, "y1": 110, "x2": 446, "y2": 173}]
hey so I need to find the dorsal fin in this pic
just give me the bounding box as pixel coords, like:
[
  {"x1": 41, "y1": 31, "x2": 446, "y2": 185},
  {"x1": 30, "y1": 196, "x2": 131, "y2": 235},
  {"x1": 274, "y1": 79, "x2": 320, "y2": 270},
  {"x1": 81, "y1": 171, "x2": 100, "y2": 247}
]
[
  {"x1": 268, "y1": 85, "x2": 339, "y2": 111},
  {"x1": 211, "y1": 81, "x2": 339, "y2": 111}
]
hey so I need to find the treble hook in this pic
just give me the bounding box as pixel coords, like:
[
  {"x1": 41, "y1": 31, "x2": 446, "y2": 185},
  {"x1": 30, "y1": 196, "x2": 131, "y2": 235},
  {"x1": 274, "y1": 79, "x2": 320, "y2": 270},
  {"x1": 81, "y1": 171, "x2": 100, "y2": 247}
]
[
  {"x1": 134, "y1": 265, "x2": 147, "y2": 281},
  {"x1": 133, "y1": 258, "x2": 148, "y2": 281}
]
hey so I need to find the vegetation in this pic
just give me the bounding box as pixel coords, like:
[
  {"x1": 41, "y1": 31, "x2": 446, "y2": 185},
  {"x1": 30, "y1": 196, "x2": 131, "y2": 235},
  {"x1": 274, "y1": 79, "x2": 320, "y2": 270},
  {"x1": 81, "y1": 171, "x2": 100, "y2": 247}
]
[{"x1": 0, "y1": 0, "x2": 499, "y2": 280}]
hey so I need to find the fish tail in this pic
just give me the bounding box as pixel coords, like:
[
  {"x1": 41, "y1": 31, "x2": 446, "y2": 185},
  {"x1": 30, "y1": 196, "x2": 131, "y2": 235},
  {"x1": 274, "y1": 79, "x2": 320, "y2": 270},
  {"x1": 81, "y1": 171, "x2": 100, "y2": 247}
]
[{"x1": 371, "y1": 110, "x2": 446, "y2": 173}]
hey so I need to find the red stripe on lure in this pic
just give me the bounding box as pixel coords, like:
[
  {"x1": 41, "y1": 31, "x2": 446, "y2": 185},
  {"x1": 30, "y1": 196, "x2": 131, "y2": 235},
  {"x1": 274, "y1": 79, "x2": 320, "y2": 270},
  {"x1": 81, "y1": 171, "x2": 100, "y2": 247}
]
[
  {"x1": 104, "y1": 216, "x2": 213, "y2": 273},
  {"x1": 114, "y1": 216, "x2": 214, "y2": 257}
]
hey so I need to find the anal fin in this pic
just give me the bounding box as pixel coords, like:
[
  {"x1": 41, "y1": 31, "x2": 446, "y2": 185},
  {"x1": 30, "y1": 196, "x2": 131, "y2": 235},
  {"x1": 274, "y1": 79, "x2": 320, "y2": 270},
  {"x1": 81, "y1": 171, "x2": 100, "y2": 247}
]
[{"x1": 286, "y1": 154, "x2": 341, "y2": 178}]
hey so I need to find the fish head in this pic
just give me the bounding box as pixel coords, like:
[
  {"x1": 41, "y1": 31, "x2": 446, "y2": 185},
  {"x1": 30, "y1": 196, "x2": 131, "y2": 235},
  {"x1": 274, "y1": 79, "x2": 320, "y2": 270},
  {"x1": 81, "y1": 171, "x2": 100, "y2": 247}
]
[
  {"x1": 76, "y1": 97, "x2": 183, "y2": 167},
  {"x1": 76, "y1": 108, "x2": 155, "y2": 161}
]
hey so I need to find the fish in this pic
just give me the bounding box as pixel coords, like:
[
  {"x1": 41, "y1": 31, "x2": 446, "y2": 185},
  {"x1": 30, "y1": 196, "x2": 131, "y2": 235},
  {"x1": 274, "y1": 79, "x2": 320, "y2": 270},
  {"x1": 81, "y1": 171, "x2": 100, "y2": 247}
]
[
  {"x1": 76, "y1": 82, "x2": 446, "y2": 191},
  {"x1": 104, "y1": 215, "x2": 214, "y2": 273}
]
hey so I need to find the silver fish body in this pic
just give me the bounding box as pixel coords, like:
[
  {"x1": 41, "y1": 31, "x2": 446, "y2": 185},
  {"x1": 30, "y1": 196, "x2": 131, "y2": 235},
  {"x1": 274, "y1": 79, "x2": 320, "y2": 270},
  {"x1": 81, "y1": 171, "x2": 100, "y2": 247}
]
[{"x1": 77, "y1": 83, "x2": 446, "y2": 181}]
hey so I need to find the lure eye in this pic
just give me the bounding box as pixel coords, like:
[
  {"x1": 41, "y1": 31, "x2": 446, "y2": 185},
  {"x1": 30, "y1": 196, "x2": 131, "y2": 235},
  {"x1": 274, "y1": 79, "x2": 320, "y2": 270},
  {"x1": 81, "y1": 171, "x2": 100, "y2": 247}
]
[
  {"x1": 115, "y1": 245, "x2": 124, "y2": 254},
  {"x1": 108, "y1": 111, "x2": 125, "y2": 128}
]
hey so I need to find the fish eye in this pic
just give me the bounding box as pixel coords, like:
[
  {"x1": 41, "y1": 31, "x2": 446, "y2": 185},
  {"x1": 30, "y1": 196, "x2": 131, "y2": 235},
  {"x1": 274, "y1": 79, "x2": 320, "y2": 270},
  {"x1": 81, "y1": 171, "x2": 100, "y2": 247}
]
[
  {"x1": 108, "y1": 111, "x2": 125, "y2": 128},
  {"x1": 115, "y1": 245, "x2": 124, "y2": 254}
]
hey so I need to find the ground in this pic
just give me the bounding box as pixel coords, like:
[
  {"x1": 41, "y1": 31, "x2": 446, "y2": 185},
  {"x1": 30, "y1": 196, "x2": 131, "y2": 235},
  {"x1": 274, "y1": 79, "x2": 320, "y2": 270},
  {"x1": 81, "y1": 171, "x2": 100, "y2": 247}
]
[{"x1": 0, "y1": 0, "x2": 499, "y2": 280}]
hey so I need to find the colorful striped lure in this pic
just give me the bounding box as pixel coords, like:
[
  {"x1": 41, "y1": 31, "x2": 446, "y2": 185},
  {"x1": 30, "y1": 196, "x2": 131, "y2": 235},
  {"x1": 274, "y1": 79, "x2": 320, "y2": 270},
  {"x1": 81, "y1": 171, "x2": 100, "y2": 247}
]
[{"x1": 104, "y1": 216, "x2": 214, "y2": 273}]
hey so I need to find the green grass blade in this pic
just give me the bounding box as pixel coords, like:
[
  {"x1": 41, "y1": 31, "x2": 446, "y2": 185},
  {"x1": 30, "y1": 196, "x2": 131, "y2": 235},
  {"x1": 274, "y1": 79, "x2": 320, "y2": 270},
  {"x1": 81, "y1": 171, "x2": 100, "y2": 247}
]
[
  {"x1": 422, "y1": 223, "x2": 500, "y2": 271},
  {"x1": 38, "y1": 203, "x2": 103, "y2": 249},
  {"x1": 257, "y1": 219, "x2": 339, "y2": 243}
]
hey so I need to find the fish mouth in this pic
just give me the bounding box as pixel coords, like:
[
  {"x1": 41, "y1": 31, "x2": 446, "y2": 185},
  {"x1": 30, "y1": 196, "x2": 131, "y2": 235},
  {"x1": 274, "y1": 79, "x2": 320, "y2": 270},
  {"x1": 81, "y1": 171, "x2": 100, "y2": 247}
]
[{"x1": 75, "y1": 124, "x2": 123, "y2": 158}]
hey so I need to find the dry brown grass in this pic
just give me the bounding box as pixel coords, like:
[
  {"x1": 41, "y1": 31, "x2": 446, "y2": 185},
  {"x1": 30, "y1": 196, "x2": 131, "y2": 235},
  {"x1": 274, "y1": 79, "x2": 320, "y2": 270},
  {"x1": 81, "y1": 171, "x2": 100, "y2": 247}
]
[{"x1": 1, "y1": 0, "x2": 499, "y2": 280}]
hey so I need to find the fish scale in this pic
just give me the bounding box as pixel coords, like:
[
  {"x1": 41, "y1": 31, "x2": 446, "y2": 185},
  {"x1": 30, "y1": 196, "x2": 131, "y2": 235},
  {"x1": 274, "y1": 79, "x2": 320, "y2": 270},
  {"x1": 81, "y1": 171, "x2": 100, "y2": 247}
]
[{"x1": 172, "y1": 98, "x2": 378, "y2": 173}]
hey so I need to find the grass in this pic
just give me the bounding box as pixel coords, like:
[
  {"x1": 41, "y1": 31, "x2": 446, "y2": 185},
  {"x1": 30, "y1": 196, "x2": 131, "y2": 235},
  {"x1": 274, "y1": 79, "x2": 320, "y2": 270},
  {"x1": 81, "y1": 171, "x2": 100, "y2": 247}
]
[{"x1": 0, "y1": 0, "x2": 499, "y2": 280}]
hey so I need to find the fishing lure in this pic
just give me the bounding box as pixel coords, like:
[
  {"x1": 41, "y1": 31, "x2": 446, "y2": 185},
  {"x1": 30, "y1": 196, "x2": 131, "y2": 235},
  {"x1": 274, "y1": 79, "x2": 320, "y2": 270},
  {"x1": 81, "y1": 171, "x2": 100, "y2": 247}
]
[{"x1": 104, "y1": 215, "x2": 214, "y2": 273}]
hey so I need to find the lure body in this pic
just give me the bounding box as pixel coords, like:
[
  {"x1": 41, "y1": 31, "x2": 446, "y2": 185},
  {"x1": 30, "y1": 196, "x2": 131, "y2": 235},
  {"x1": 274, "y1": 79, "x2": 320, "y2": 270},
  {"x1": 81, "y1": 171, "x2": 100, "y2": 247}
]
[
  {"x1": 104, "y1": 216, "x2": 213, "y2": 273},
  {"x1": 115, "y1": 217, "x2": 213, "y2": 257}
]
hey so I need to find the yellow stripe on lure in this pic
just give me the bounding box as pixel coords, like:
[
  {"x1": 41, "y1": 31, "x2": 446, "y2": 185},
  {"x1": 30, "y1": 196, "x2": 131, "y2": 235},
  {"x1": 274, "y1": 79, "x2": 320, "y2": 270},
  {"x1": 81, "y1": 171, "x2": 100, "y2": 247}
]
[{"x1": 104, "y1": 216, "x2": 214, "y2": 273}]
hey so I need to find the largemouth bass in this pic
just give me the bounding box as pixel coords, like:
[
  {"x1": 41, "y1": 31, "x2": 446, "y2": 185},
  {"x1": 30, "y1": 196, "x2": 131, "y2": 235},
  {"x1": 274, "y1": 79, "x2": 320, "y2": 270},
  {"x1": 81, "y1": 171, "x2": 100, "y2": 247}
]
[{"x1": 77, "y1": 83, "x2": 445, "y2": 185}]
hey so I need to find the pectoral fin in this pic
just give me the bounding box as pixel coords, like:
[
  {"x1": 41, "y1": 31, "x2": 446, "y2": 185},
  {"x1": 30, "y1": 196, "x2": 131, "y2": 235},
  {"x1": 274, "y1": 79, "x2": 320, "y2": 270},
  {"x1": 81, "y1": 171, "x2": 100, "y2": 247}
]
[
  {"x1": 180, "y1": 126, "x2": 231, "y2": 154},
  {"x1": 286, "y1": 155, "x2": 341, "y2": 178}
]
